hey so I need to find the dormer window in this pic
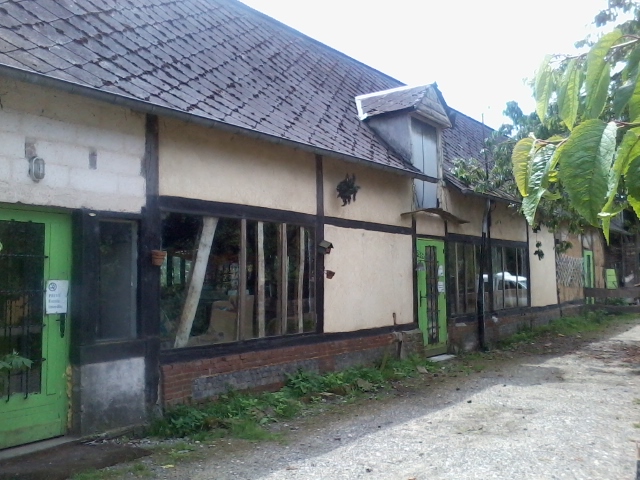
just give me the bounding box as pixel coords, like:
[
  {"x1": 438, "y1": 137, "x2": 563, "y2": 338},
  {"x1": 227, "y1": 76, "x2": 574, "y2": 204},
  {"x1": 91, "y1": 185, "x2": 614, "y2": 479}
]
[
  {"x1": 355, "y1": 84, "x2": 454, "y2": 209},
  {"x1": 410, "y1": 118, "x2": 438, "y2": 178}
]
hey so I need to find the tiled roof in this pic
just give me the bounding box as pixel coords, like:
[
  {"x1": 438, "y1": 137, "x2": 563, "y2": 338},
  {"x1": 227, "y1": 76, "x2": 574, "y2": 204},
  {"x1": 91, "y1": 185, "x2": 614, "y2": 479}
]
[
  {"x1": 442, "y1": 110, "x2": 518, "y2": 202},
  {"x1": 0, "y1": 0, "x2": 425, "y2": 175}
]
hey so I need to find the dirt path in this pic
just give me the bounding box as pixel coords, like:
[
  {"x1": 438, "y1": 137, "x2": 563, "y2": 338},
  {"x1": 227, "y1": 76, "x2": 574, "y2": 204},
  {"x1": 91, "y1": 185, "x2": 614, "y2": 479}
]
[{"x1": 136, "y1": 318, "x2": 640, "y2": 479}]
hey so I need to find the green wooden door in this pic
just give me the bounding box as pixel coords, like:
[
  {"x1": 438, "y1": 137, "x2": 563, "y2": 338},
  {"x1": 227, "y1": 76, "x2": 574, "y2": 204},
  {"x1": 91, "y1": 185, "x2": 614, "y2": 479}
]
[
  {"x1": 583, "y1": 250, "x2": 595, "y2": 305},
  {"x1": 416, "y1": 239, "x2": 447, "y2": 354},
  {"x1": 0, "y1": 208, "x2": 71, "y2": 449}
]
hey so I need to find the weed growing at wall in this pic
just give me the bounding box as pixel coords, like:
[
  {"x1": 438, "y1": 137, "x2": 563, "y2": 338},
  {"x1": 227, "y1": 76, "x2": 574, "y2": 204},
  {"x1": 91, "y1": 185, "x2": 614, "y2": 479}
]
[
  {"x1": 497, "y1": 310, "x2": 631, "y2": 349},
  {"x1": 149, "y1": 356, "x2": 439, "y2": 440}
]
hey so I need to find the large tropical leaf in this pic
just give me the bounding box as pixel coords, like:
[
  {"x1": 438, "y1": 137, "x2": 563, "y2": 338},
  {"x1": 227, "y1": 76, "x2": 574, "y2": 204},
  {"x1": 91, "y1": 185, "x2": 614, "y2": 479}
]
[
  {"x1": 604, "y1": 128, "x2": 640, "y2": 212},
  {"x1": 557, "y1": 120, "x2": 617, "y2": 226},
  {"x1": 535, "y1": 55, "x2": 553, "y2": 123},
  {"x1": 585, "y1": 30, "x2": 622, "y2": 119},
  {"x1": 585, "y1": 62, "x2": 612, "y2": 119},
  {"x1": 630, "y1": 74, "x2": 640, "y2": 122},
  {"x1": 512, "y1": 137, "x2": 534, "y2": 196},
  {"x1": 625, "y1": 152, "x2": 640, "y2": 219},
  {"x1": 557, "y1": 59, "x2": 581, "y2": 130},
  {"x1": 522, "y1": 143, "x2": 556, "y2": 225}
]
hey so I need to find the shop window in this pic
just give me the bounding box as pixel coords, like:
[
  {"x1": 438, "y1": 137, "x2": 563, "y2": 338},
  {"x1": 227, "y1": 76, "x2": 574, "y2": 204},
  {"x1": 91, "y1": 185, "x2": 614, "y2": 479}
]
[
  {"x1": 447, "y1": 240, "x2": 529, "y2": 316},
  {"x1": 447, "y1": 241, "x2": 485, "y2": 316},
  {"x1": 97, "y1": 220, "x2": 138, "y2": 340},
  {"x1": 491, "y1": 245, "x2": 528, "y2": 310},
  {"x1": 160, "y1": 213, "x2": 315, "y2": 349}
]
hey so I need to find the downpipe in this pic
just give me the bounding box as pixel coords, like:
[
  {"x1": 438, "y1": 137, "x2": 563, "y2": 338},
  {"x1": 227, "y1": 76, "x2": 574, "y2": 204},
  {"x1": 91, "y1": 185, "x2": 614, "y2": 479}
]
[{"x1": 477, "y1": 199, "x2": 491, "y2": 351}]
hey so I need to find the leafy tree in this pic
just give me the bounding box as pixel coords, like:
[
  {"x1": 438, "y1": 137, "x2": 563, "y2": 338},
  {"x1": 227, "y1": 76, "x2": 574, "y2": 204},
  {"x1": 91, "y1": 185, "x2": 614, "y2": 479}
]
[{"x1": 513, "y1": 3, "x2": 640, "y2": 241}]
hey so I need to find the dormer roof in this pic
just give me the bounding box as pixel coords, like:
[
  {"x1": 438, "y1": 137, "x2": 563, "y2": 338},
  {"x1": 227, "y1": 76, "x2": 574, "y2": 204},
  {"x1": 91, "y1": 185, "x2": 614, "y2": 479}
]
[{"x1": 355, "y1": 84, "x2": 454, "y2": 128}]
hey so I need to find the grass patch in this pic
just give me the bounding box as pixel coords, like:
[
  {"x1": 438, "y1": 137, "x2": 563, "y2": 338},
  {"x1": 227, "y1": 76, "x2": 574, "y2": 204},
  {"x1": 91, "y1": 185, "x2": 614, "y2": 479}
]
[{"x1": 148, "y1": 355, "x2": 440, "y2": 441}]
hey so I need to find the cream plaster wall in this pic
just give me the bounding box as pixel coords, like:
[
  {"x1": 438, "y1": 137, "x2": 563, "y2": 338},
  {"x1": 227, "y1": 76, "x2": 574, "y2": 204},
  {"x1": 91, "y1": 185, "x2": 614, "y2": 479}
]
[
  {"x1": 439, "y1": 188, "x2": 484, "y2": 237},
  {"x1": 440, "y1": 189, "x2": 527, "y2": 241},
  {"x1": 415, "y1": 213, "x2": 445, "y2": 237},
  {"x1": 159, "y1": 119, "x2": 316, "y2": 214},
  {"x1": 323, "y1": 225, "x2": 413, "y2": 332},
  {"x1": 528, "y1": 226, "x2": 558, "y2": 307},
  {"x1": 491, "y1": 202, "x2": 527, "y2": 242},
  {"x1": 0, "y1": 79, "x2": 146, "y2": 213},
  {"x1": 322, "y1": 157, "x2": 413, "y2": 227}
]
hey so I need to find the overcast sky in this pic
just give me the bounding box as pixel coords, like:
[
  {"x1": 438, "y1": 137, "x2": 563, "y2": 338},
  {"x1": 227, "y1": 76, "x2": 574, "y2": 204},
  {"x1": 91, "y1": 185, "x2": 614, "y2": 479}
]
[{"x1": 241, "y1": 0, "x2": 613, "y2": 129}]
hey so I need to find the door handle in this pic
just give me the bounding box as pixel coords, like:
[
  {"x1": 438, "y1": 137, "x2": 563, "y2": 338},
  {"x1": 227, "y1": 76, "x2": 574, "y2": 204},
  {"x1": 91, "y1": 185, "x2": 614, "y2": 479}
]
[{"x1": 56, "y1": 314, "x2": 66, "y2": 338}]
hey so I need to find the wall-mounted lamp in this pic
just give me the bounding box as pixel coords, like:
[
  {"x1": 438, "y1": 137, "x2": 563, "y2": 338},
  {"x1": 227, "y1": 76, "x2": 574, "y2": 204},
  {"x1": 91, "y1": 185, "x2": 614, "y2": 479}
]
[
  {"x1": 325, "y1": 270, "x2": 335, "y2": 279},
  {"x1": 317, "y1": 240, "x2": 334, "y2": 255},
  {"x1": 28, "y1": 156, "x2": 45, "y2": 182}
]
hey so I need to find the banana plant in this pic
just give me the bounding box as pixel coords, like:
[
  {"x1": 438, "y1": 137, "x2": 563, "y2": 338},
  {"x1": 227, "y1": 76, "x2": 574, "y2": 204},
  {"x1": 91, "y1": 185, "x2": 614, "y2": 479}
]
[{"x1": 513, "y1": 29, "x2": 640, "y2": 241}]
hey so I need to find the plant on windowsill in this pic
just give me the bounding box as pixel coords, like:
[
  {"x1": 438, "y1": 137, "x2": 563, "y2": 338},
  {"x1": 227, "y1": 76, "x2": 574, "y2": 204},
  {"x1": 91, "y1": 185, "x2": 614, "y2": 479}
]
[{"x1": 336, "y1": 174, "x2": 360, "y2": 206}]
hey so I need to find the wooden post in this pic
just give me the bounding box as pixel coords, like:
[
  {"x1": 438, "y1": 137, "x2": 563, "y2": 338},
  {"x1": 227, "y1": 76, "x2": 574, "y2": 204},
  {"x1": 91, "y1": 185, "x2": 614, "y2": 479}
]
[
  {"x1": 297, "y1": 227, "x2": 305, "y2": 333},
  {"x1": 173, "y1": 217, "x2": 218, "y2": 348},
  {"x1": 237, "y1": 219, "x2": 247, "y2": 341},
  {"x1": 257, "y1": 221, "x2": 265, "y2": 337}
]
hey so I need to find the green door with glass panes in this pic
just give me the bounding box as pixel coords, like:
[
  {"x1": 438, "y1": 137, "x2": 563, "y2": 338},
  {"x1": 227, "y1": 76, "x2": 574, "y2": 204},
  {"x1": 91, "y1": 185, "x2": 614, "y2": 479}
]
[
  {"x1": 416, "y1": 239, "x2": 447, "y2": 354},
  {"x1": 0, "y1": 208, "x2": 71, "y2": 449}
]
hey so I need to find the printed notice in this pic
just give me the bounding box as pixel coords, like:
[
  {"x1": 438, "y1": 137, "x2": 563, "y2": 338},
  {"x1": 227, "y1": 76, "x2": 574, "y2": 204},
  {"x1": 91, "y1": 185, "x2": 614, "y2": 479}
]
[
  {"x1": 46, "y1": 280, "x2": 69, "y2": 314},
  {"x1": 437, "y1": 281, "x2": 445, "y2": 293}
]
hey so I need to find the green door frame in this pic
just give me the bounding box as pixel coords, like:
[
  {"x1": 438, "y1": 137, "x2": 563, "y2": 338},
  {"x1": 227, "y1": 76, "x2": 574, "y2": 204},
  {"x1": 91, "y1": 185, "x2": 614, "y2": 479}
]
[
  {"x1": 583, "y1": 250, "x2": 595, "y2": 305},
  {"x1": 0, "y1": 207, "x2": 72, "y2": 449},
  {"x1": 416, "y1": 238, "x2": 447, "y2": 355}
]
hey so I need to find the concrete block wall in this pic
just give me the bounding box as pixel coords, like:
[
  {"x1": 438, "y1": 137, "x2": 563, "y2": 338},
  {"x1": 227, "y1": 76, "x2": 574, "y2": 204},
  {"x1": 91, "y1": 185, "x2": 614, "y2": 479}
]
[
  {"x1": 0, "y1": 78, "x2": 146, "y2": 213},
  {"x1": 161, "y1": 333, "x2": 397, "y2": 405}
]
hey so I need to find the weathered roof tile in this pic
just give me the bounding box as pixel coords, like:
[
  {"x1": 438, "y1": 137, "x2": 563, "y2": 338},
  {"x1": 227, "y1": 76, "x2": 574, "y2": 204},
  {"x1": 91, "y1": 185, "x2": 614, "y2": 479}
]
[{"x1": 33, "y1": 0, "x2": 75, "y2": 20}]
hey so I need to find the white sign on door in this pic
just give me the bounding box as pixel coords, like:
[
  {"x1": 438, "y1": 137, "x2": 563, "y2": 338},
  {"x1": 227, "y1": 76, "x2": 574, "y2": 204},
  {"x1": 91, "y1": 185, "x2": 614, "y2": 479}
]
[{"x1": 46, "y1": 280, "x2": 69, "y2": 314}]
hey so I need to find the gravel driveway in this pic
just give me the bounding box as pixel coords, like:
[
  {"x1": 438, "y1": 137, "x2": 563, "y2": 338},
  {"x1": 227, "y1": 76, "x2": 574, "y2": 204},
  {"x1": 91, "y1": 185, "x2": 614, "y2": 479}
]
[{"x1": 150, "y1": 319, "x2": 640, "y2": 480}]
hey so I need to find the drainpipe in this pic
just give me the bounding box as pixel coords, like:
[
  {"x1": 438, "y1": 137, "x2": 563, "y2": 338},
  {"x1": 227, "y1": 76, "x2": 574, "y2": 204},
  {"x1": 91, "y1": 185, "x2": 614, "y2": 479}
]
[{"x1": 477, "y1": 198, "x2": 491, "y2": 351}]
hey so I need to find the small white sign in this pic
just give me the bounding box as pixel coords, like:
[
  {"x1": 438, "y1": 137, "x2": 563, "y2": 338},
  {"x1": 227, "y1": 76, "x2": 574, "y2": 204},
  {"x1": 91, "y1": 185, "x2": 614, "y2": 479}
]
[
  {"x1": 46, "y1": 280, "x2": 69, "y2": 314},
  {"x1": 437, "y1": 265, "x2": 444, "y2": 277},
  {"x1": 437, "y1": 281, "x2": 445, "y2": 293}
]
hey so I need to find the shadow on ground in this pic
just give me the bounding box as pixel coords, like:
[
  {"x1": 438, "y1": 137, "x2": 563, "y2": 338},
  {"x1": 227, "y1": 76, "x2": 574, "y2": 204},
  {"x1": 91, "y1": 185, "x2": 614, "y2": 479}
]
[{"x1": 0, "y1": 442, "x2": 150, "y2": 480}]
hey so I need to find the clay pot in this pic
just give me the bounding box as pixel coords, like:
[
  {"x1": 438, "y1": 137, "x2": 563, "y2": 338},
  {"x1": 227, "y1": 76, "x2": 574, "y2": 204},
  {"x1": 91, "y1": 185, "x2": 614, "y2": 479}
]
[{"x1": 151, "y1": 250, "x2": 167, "y2": 266}]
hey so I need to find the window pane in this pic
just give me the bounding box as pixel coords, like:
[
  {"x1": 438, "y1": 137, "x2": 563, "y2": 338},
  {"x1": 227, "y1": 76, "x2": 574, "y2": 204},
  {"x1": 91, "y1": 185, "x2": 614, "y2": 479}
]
[
  {"x1": 0, "y1": 220, "x2": 45, "y2": 397},
  {"x1": 205, "y1": 218, "x2": 242, "y2": 344},
  {"x1": 98, "y1": 221, "x2": 137, "y2": 340},
  {"x1": 286, "y1": 225, "x2": 316, "y2": 334},
  {"x1": 517, "y1": 248, "x2": 529, "y2": 307},
  {"x1": 492, "y1": 246, "x2": 504, "y2": 310},
  {"x1": 161, "y1": 214, "x2": 316, "y2": 349},
  {"x1": 464, "y1": 243, "x2": 476, "y2": 314},
  {"x1": 447, "y1": 243, "x2": 458, "y2": 316}
]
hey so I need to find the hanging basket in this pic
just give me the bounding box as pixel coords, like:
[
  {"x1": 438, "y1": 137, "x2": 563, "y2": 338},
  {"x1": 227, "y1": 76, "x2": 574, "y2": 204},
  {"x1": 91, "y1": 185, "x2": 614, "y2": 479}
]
[{"x1": 151, "y1": 250, "x2": 167, "y2": 266}]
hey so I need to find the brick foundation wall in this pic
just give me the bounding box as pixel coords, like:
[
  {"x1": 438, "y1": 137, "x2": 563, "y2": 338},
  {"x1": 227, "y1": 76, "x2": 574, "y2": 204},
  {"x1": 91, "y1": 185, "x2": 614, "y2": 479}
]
[
  {"x1": 448, "y1": 306, "x2": 562, "y2": 353},
  {"x1": 161, "y1": 332, "x2": 401, "y2": 406}
]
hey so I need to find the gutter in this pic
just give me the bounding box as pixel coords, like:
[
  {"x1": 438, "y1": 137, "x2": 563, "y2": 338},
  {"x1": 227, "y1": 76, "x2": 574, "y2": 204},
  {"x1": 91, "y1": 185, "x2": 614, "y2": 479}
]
[
  {"x1": 0, "y1": 64, "x2": 437, "y2": 184},
  {"x1": 444, "y1": 177, "x2": 520, "y2": 205}
]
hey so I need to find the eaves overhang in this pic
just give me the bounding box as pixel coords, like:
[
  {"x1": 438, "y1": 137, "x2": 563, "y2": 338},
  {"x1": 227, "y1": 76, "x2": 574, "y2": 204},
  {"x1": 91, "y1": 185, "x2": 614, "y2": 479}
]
[{"x1": 0, "y1": 64, "x2": 437, "y2": 183}]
